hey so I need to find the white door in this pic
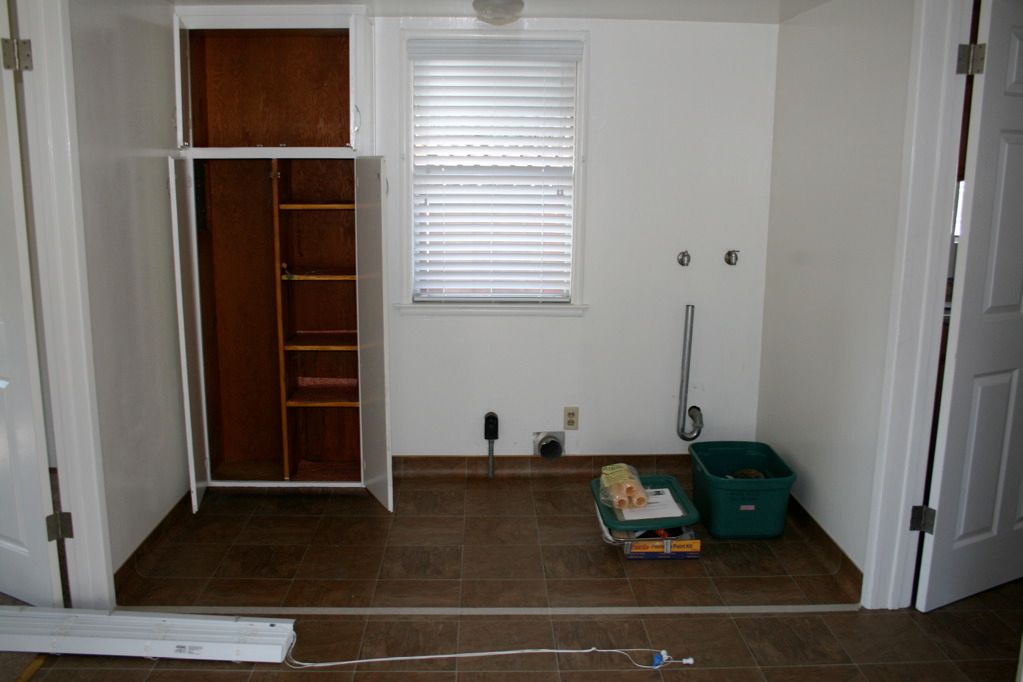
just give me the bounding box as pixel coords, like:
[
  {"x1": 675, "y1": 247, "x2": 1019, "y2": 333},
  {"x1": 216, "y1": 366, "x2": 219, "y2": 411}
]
[
  {"x1": 355, "y1": 158, "x2": 392, "y2": 511},
  {"x1": 0, "y1": 4, "x2": 62, "y2": 606},
  {"x1": 169, "y1": 158, "x2": 209, "y2": 512},
  {"x1": 917, "y1": 0, "x2": 1023, "y2": 611}
]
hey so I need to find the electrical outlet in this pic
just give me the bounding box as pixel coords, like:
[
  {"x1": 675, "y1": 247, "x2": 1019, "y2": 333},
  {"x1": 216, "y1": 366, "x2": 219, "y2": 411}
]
[{"x1": 564, "y1": 406, "x2": 579, "y2": 430}]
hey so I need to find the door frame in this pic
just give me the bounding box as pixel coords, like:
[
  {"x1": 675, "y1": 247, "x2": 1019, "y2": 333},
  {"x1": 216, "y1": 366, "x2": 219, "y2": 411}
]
[
  {"x1": 12, "y1": 0, "x2": 976, "y2": 611},
  {"x1": 0, "y1": 0, "x2": 61, "y2": 607},
  {"x1": 14, "y1": 0, "x2": 114, "y2": 608},
  {"x1": 862, "y1": 0, "x2": 971, "y2": 609}
]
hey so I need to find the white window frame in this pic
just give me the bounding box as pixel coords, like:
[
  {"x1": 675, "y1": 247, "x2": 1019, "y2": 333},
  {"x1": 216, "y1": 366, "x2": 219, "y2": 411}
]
[{"x1": 399, "y1": 29, "x2": 588, "y2": 316}]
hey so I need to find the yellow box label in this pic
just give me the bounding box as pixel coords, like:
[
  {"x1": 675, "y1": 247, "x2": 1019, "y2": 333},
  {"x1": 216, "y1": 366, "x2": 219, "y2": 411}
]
[
  {"x1": 627, "y1": 539, "x2": 702, "y2": 554},
  {"x1": 670, "y1": 539, "x2": 701, "y2": 552}
]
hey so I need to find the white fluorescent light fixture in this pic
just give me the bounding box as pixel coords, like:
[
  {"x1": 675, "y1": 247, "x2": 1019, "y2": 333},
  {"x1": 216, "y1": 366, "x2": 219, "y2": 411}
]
[{"x1": 0, "y1": 607, "x2": 295, "y2": 663}]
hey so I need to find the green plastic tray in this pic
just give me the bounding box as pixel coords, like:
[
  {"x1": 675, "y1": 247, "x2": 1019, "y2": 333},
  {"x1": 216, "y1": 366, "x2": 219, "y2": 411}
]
[{"x1": 590, "y1": 474, "x2": 700, "y2": 532}]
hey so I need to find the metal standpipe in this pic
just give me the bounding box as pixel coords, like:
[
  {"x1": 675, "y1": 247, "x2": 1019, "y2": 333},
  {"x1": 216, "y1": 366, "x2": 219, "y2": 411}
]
[{"x1": 677, "y1": 304, "x2": 704, "y2": 441}]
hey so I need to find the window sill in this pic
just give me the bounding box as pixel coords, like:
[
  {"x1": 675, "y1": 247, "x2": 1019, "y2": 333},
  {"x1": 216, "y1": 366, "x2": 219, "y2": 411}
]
[{"x1": 394, "y1": 302, "x2": 589, "y2": 317}]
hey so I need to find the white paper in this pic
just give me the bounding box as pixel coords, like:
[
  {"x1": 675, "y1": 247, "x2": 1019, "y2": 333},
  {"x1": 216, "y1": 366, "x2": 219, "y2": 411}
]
[{"x1": 620, "y1": 488, "x2": 685, "y2": 521}]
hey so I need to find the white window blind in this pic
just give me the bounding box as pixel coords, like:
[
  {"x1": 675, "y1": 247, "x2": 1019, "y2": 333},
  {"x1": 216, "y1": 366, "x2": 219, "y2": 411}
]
[{"x1": 409, "y1": 38, "x2": 582, "y2": 302}]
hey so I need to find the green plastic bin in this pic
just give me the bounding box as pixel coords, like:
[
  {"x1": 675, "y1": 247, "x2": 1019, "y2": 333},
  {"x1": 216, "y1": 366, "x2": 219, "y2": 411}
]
[{"x1": 690, "y1": 441, "x2": 795, "y2": 539}]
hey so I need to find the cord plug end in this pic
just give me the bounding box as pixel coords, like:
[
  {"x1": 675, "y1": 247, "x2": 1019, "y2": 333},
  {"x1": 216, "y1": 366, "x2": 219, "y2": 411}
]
[{"x1": 652, "y1": 650, "x2": 673, "y2": 668}]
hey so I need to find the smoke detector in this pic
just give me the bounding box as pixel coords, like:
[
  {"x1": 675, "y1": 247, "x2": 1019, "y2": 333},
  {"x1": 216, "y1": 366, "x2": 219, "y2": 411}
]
[{"x1": 473, "y1": 0, "x2": 525, "y2": 25}]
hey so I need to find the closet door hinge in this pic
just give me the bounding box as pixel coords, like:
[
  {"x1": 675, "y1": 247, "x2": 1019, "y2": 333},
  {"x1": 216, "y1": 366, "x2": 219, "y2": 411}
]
[
  {"x1": 956, "y1": 43, "x2": 986, "y2": 75},
  {"x1": 45, "y1": 512, "x2": 74, "y2": 542},
  {"x1": 909, "y1": 505, "x2": 936, "y2": 534},
  {"x1": 1, "y1": 38, "x2": 33, "y2": 71}
]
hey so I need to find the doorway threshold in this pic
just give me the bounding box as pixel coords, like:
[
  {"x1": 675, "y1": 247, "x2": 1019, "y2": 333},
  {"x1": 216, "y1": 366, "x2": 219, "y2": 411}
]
[{"x1": 120, "y1": 603, "x2": 862, "y2": 617}]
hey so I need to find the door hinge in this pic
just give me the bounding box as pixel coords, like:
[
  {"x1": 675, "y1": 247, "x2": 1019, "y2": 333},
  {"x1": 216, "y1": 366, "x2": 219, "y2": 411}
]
[
  {"x1": 1, "y1": 38, "x2": 33, "y2": 72},
  {"x1": 909, "y1": 505, "x2": 936, "y2": 534},
  {"x1": 956, "y1": 43, "x2": 986, "y2": 75},
  {"x1": 46, "y1": 512, "x2": 74, "y2": 542}
]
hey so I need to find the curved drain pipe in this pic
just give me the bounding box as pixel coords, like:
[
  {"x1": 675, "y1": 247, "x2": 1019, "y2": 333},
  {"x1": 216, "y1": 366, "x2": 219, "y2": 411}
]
[{"x1": 676, "y1": 304, "x2": 704, "y2": 441}]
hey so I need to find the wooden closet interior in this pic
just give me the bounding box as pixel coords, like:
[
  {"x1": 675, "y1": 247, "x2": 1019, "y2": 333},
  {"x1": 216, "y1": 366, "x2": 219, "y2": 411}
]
[
  {"x1": 187, "y1": 27, "x2": 362, "y2": 483},
  {"x1": 189, "y1": 28, "x2": 351, "y2": 148}
]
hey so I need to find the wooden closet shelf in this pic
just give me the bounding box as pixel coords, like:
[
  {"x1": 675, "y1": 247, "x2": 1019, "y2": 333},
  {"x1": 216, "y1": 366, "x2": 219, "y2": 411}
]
[
  {"x1": 291, "y1": 459, "x2": 362, "y2": 482},
  {"x1": 285, "y1": 330, "x2": 358, "y2": 351},
  {"x1": 211, "y1": 459, "x2": 284, "y2": 482},
  {"x1": 282, "y1": 267, "x2": 357, "y2": 281},
  {"x1": 287, "y1": 383, "x2": 360, "y2": 407},
  {"x1": 279, "y1": 202, "x2": 355, "y2": 211}
]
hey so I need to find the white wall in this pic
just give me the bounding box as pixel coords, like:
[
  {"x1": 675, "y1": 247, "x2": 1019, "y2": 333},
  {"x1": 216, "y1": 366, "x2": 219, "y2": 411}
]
[
  {"x1": 378, "y1": 19, "x2": 778, "y2": 457},
  {"x1": 757, "y1": 0, "x2": 915, "y2": 568},
  {"x1": 68, "y1": 0, "x2": 187, "y2": 569}
]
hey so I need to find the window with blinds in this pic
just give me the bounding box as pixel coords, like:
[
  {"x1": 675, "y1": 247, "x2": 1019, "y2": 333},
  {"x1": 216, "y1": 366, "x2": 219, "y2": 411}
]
[{"x1": 408, "y1": 37, "x2": 583, "y2": 302}]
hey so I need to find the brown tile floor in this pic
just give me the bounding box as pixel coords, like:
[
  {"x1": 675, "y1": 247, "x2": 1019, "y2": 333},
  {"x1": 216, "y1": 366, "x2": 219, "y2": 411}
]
[
  {"x1": 116, "y1": 466, "x2": 858, "y2": 610},
  {"x1": 13, "y1": 463, "x2": 1014, "y2": 679},
  {"x1": 17, "y1": 579, "x2": 1023, "y2": 680}
]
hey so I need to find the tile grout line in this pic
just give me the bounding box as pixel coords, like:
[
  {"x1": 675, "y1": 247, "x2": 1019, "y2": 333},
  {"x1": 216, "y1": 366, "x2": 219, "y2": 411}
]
[
  {"x1": 453, "y1": 610, "x2": 462, "y2": 673},
  {"x1": 367, "y1": 509, "x2": 392, "y2": 608},
  {"x1": 708, "y1": 556, "x2": 728, "y2": 609},
  {"x1": 190, "y1": 573, "x2": 216, "y2": 609},
  {"x1": 788, "y1": 567, "x2": 817, "y2": 607},
  {"x1": 730, "y1": 610, "x2": 765, "y2": 674},
  {"x1": 288, "y1": 539, "x2": 314, "y2": 604},
  {"x1": 547, "y1": 611, "x2": 561, "y2": 680},
  {"x1": 636, "y1": 612, "x2": 663, "y2": 681},
  {"x1": 905, "y1": 609, "x2": 959, "y2": 664},
  {"x1": 461, "y1": 484, "x2": 468, "y2": 607},
  {"x1": 203, "y1": 509, "x2": 246, "y2": 589},
  {"x1": 354, "y1": 605, "x2": 371, "y2": 675},
  {"x1": 530, "y1": 486, "x2": 550, "y2": 611},
  {"x1": 816, "y1": 607, "x2": 857, "y2": 670}
]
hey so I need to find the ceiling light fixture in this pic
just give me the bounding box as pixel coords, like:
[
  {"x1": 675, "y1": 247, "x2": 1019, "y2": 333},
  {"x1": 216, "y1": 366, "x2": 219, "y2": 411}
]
[{"x1": 472, "y1": 0, "x2": 525, "y2": 25}]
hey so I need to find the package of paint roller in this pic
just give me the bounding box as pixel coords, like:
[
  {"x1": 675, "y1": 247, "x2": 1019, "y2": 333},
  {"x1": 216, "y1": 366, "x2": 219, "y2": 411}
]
[
  {"x1": 598, "y1": 463, "x2": 648, "y2": 510},
  {"x1": 590, "y1": 474, "x2": 702, "y2": 559}
]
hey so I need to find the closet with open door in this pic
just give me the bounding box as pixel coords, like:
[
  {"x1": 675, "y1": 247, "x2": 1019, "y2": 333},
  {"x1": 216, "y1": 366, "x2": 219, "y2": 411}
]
[{"x1": 169, "y1": 10, "x2": 390, "y2": 510}]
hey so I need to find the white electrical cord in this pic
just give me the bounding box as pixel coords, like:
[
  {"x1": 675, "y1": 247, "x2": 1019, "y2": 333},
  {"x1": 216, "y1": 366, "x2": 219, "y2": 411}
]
[{"x1": 284, "y1": 633, "x2": 694, "y2": 670}]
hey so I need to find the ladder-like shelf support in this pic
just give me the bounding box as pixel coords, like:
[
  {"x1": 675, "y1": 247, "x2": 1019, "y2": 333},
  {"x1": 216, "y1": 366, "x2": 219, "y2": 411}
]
[{"x1": 272, "y1": 158, "x2": 362, "y2": 481}]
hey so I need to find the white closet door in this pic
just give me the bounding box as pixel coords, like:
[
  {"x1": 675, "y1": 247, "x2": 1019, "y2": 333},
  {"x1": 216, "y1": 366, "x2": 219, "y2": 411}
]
[
  {"x1": 355, "y1": 157, "x2": 392, "y2": 510},
  {"x1": 0, "y1": 2, "x2": 62, "y2": 606},
  {"x1": 169, "y1": 158, "x2": 209, "y2": 511},
  {"x1": 916, "y1": 0, "x2": 1023, "y2": 611}
]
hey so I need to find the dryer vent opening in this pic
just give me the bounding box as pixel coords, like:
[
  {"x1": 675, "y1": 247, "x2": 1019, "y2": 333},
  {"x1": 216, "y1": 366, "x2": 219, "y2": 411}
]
[{"x1": 534, "y1": 432, "x2": 565, "y2": 459}]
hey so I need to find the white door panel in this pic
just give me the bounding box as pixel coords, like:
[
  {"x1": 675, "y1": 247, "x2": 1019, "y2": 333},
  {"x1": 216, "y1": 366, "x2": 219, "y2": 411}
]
[
  {"x1": 0, "y1": 3, "x2": 62, "y2": 606},
  {"x1": 169, "y1": 158, "x2": 209, "y2": 512},
  {"x1": 918, "y1": 0, "x2": 1023, "y2": 611},
  {"x1": 355, "y1": 157, "x2": 391, "y2": 511}
]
